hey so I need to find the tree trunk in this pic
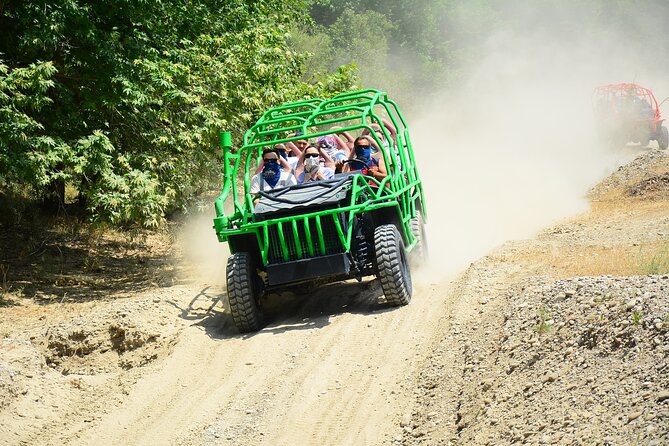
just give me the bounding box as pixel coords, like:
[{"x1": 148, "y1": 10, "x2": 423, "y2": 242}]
[{"x1": 42, "y1": 178, "x2": 65, "y2": 214}]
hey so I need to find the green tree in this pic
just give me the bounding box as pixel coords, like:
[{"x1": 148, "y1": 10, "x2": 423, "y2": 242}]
[
  {"x1": 0, "y1": 0, "x2": 357, "y2": 227},
  {"x1": 301, "y1": 0, "x2": 456, "y2": 106}
]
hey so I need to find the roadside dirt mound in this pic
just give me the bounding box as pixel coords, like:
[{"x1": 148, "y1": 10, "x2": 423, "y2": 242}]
[
  {"x1": 39, "y1": 298, "x2": 179, "y2": 375},
  {"x1": 590, "y1": 149, "x2": 669, "y2": 200},
  {"x1": 0, "y1": 291, "x2": 184, "y2": 445},
  {"x1": 0, "y1": 338, "x2": 44, "y2": 411}
]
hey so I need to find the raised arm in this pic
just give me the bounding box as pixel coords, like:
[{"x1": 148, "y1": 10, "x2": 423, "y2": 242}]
[
  {"x1": 286, "y1": 141, "x2": 302, "y2": 157},
  {"x1": 330, "y1": 126, "x2": 354, "y2": 154},
  {"x1": 381, "y1": 118, "x2": 397, "y2": 143},
  {"x1": 319, "y1": 146, "x2": 335, "y2": 169}
]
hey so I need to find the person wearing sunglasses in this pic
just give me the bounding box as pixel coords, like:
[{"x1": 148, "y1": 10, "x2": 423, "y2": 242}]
[
  {"x1": 294, "y1": 145, "x2": 335, "y2": 184},
  {"x1": 339, "y1": 135, "x2": 387, "y2": 181},
  {"x1": 254, "y1": 143, "x2": 296, "y2": 176},
  {"x1": 250, "y1": 148, "x2": 297, "y2": 199}
]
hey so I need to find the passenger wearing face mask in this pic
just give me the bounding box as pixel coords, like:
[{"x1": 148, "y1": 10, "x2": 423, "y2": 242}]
[
  {"x1": 340, "y1": 136, "x2": 387, "y2": 181},
  {"x1": 295, "y1": 145, "x2": 335, "y2": 184},
  {"x1": 250, "y1": 149, "x2": 297, "y2": 201}
]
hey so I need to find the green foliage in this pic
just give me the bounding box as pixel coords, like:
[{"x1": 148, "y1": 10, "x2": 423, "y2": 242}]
[
  {"x1": 293, "y1": 8, "x2": 417, "y2": 107},
  {"x1": 305, "y1": 0, "x2": 455, "y2": 103},
  {"x1": 0, "y1": 60, "x2": 59, "y2": 191},
  {"x1": 0, "y1": 0, "x2": 357, "y2": 227}
]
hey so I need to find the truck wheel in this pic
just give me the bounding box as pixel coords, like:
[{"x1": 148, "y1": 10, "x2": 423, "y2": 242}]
[
  {"x1": 410, "y1": 214, "x2": 429, "y2": 267},
  {"x1": 658, "y1": 126, "x2": 669, "y2": 150},
  {"x1": 226, "y1": 252, "x2": 263, "y2": 333},
  {"x1": 374, "y1": 224, "x2": 412, "y2": 306}
]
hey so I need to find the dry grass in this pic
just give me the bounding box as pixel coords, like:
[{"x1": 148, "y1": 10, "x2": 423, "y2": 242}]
[
  {"x1": 518, "y1": 243, "x2": 669, "y2": 278},
  {"x1": 0, "y1": 263, "x2": 12, "y2": 306},
  {"x1": 589, "y1": 150, "x2": 669, "y2": 202},
  {"x1": 589, "y1": 194, "x2": 669, "y2": 216},
  {"x1": 508, "y1": 197, "x2": 669, "y2": 278}
]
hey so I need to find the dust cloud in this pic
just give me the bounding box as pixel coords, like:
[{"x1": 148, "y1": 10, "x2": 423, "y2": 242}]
[
  {"x1": 175, "y1": 208, "x2": 229, "y2": 288},
  {"x1": 411, "y1": 8, "x2": 667, "y2": 277},
  {"x1": 178, "y1": 3, "x2": 669, "y2": 287}
]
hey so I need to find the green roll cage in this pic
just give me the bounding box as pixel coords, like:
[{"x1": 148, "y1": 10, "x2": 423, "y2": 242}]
[{"x1": 213, "y1": 88, "x2": 426, "y2": 267}]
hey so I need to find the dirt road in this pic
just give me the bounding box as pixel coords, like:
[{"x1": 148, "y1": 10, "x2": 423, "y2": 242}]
[
  {"x1": 15, "y1": 276, "x2": 453, "y2": 446},
  {"x1": 2, "y1": 148, "x2": 668, "y2": 446}
]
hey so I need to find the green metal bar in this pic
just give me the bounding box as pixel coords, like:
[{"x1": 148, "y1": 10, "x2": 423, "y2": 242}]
[
  {"x1": 241, "y1": 123, "x2": 370, "y2": 151},
  {"x1": 312, "y1": 104, "x2": 368, "y2": 116},
  {"x1": 255, "y1": 125, "x2": 306, "y2": 138},
  {"x1": 253, "y1": 111, "x2": 313, "y2": 128},
  {"x1": 268, "y1": 104, "x2": 320, "y2": 119},
  {"x1": 276, "y1": 222, "x2": 289, "y2": 263},
  {"x1": 260, "y1": 226, "x2": 269, "y2": 265},
  {"x1": 332, "y1": 214, "x2": 346, "y2": 249},
  {"x1": 244, "y1": 99, "x2": 323, "y2": 145},
  {"x1": 291, "y1": 219, "x2": 302, "y2": 259},
  {"x1": 303, "y1": 217, "x2": 314, "y2": 257},
  {"x1": 214, "y1": 151, "x2": 237, "y2": 218},
  {"x1": 309, "y1": 115, "x2": 366, "y2": 129},
  {"x1": 221, "y1": 177, "x2": 420, "y2": 234},
  {"x1": 314, "y1": 215, "x2": 326, "y2": 255},
  {"x1": 327, "y1": 88, "x2": 380, "y2": 98},
  {"x1": 218, "y1": 201, "x2": 399, "y2": 236},
  {"x1": 243, "y1": 149, "x2": 255, "y2": 215},
  {"x1": 216, "y1": 199, "x2": 400, "y2": 246},
  {"x1": 219, "y1": 193, "x2": 406, "y2": 234}
]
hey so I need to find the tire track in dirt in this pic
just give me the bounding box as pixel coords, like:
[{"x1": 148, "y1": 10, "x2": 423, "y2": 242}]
[{"x1": 47, "y1": 276, "x2": 453, "y2": 446}]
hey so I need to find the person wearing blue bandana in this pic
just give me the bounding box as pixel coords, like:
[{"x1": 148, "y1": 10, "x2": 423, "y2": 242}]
[
  {"x1": 250, "y1": 149, "x2": 297, "y2": 203},
  {"x1": 340, "y1": 136, "x2": 387, "y2": 182},
  {"x1": 262, "y1": 158, "x2": 282, "y2": 188}
]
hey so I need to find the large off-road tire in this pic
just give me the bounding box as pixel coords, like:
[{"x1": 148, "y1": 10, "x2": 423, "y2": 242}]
[
  {"x1": 226, "y1": 252, "x2": 263, "y2": 333},
  {"x1": 658, "y1": 125, "x2": 669, "y2": 150},
  {"x1": 409, "y1": 214, "x2": 429, "y2": 267},
  {"x1": 374, "y1": 224, "x2": 412, "y2": 306}
]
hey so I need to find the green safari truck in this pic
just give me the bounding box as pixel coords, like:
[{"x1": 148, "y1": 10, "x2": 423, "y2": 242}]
[{"x1": 213, "y1": 89, "x2": 427, "y2": 332}]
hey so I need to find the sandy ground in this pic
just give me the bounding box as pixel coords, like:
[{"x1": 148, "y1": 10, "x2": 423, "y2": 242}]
[{"x1": 1, "y1": 148, "x2": 668, "y2": 445}]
